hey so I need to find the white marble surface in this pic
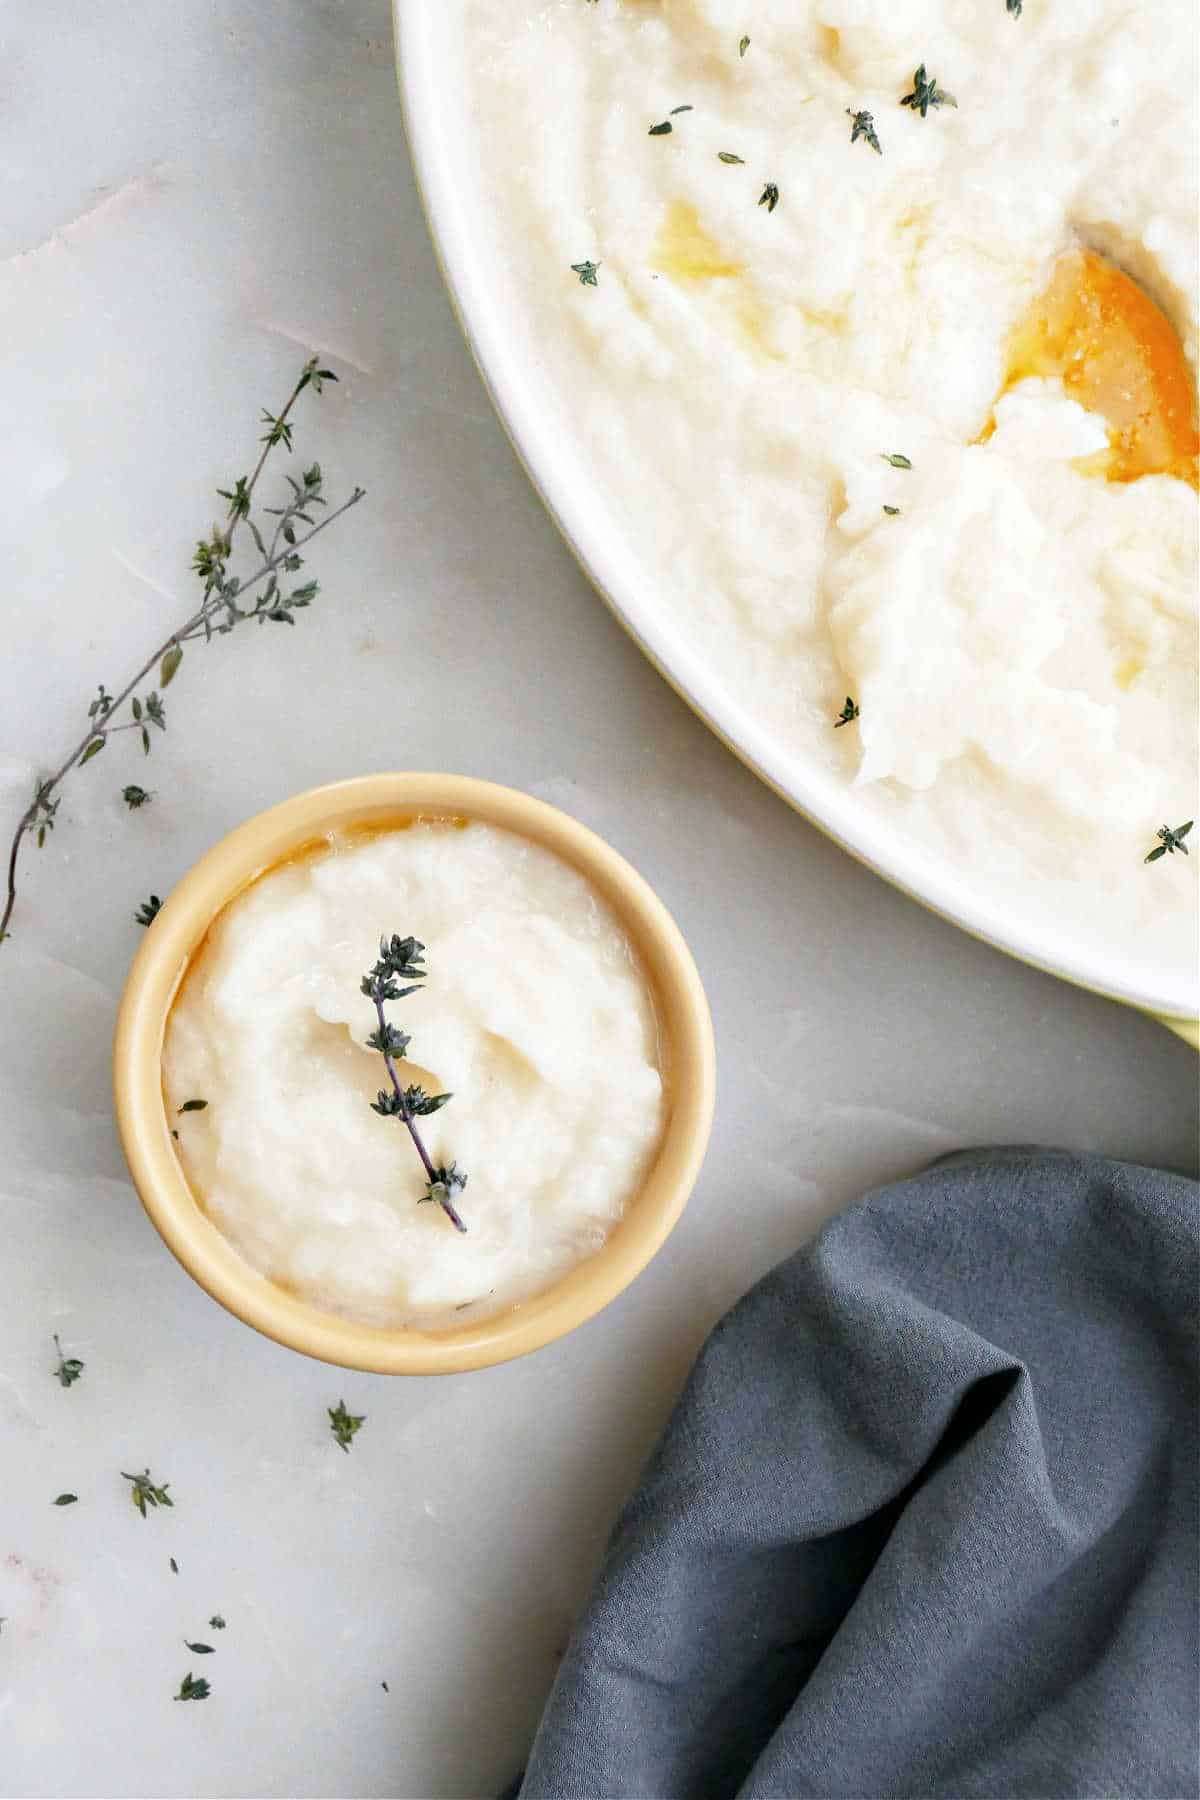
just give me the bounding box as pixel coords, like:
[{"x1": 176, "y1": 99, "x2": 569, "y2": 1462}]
[{"x1": 0, "y1": 5, "x2": 1195, "y2": 1797}]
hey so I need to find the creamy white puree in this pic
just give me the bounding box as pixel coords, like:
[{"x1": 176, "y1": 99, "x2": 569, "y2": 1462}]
[
  {"x1": 163, "y1": 822, "x2": 665, "y2": 1327},
  {"x1": 462, "y1": 0, "x2": 1199, "y2": 987}
]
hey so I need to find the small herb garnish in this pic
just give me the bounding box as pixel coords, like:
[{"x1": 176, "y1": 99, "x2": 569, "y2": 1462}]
[
  {"x1": 184, "y1": 1640, "x2": 215, "y2": 1655},
  {"x1": 175, "y1": 1672, "x2": 210, "y2": 1702},
  {"x1": 0, "y1": 359, "x2": 363, "y2": 948},
  {"x1": 570, "y1": 260, "x2": 600, "y2": 287},
  {"x1": 883, "y1": 505, "x2": 901, "y2": 515},
  {"x1": 835, "y1": 698, "x2": 861, "y2": 729},
  {"x1": 122, "y1": 785, "x2": 152, "y2": 810},
  {"x1": 669, "y1": 105, "x2": 693, "y2": 115},
  {"x1": 739, "y1": 35, "x2": 750, "y2": 56},
  {"x1": 901, "y1": 65, "x2": 957, "y2": 117},
  {"x1": 882, "y1": 452, "x2": 913, "y2": 469},
  {"x1": 1007, "y1": 0, "x2": 1022, "y2": 15},
  {"x1": 381, "y1": 1680, "x2": 390, "y2": 1692},
  {"x1": 178, "y1": 1099, "x2": 208, "y2": 1114},
  {"x1": 328, "y1": 1399, "x2": 365, "y2": 1453},
  {"x1": 718, "y1": 151, "x2": 745, "y2": 164},
  {"x1": 1144, "y1": 822, "x2": 1193, "y2": 863},
  {"x1": 648, "y1": 120, "x2": 673, "y2": 136},
  {"x1": 53, "y1": 1334, "x2": 84, "y2": 1388},
  {"x1": 847, "y1": 109, "x2": 882, "y2": 154},
  {"x1": 123, "y1": 1468, "x2": 173, "y2": 1517},
  {"x1": 209, "y1": 1615, "x2": 226, "y2": 1631},
  {"x1": 135, "y1": 894, "x2": 163, "y2": 928},
  {"x1": 363, "y1": 935, "x2": 468, "y2": 1232},
  {"x1": 170, "y1": 1557, "x2": 179, "y2": 1574},
  {"x1": 758, "y1": 183, "x2": 780, "y2": 213},
  {"x1": 53, "y1": 1494, "x2": 78, "y2": 1506}
]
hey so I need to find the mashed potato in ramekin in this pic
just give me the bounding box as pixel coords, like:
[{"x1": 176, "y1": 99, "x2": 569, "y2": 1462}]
[
  {"x1": 163, "y1": 822, "x2": 665, "y2": 1327},
  {"x1": 464, "y1": 0, "x2": 1198, "y2": 980}
]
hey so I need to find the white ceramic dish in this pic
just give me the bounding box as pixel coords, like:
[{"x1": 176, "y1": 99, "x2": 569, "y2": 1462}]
[{"x1": 393, "y1": 6, "x2": 1198, "y2": 1042}]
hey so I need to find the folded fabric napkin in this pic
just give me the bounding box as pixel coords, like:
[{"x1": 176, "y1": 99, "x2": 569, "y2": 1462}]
[{"x1": 511, "y1": 1149, "x2": 1199, "y2": 1799}]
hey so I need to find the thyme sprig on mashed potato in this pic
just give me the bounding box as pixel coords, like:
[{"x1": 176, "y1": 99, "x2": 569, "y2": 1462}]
[{"x1": 363, "y1": 935, "x2": 469, "y2": 1234}]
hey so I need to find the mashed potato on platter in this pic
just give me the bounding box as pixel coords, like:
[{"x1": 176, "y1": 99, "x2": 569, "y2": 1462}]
[{"x1": 463, "y1": 0, "x2": 1199, "y2": 985}]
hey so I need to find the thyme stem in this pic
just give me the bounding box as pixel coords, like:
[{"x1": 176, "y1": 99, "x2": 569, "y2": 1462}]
[{"x1": 1, "y1": 489, "x2": 363, "y2": 945}]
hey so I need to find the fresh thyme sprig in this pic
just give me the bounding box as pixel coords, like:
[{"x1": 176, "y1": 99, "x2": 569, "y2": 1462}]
[
  {"x1": 1, "y1": 358, "x2": 365, "y2": 948},
  {"x1": 362, "y1": 934, "x2": 468, "y2": 1233},
  {"x1": 1144, "y1": 821, "x2": 1192, "y2": 863},
  {"x1": 835, "y1": 697, "x2": 861, "y2": 729}
]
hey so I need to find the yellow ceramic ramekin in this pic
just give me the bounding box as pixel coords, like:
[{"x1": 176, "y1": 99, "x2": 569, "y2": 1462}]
[{"x1": 113, "y1": 774, "x2": 716, "y2": 1374}]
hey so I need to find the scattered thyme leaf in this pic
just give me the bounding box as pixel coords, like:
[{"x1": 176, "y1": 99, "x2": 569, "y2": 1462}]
[
  {"x1": 175, "y1": 1672, "x2": 210, "y2": 1702},
  {"x1": 883, "y1": 505, "x2": 901, "y2": 515},
  {"x1": 847, "y1": 109, "x2": 882, "y2": 154},
  {"x1": 209, "y1": 1615, "x2": 226, "y2": 1631},
  {"x1": 53, "y1": 1334, "x2": 84, "y2": 1388},
  {"x1": 53, "y1": 1494, "x2": 78, "y2": 1506},
  {"x1": 570, "y1": 260, "x2": 600, "y2": 287},
  {"x1": 739, "y1": 35, "x2": 750, "y2": 56},
  {"x1": 648, "y1": 120, "x2": 673, "y2": 136},
  {"x1": 718, "y1": 151, "x2": 745, "y2": 164},
  {"x1": 1144, "y1": 821, "x2": 1193, "y2": 863},
  {"x1": 170, "y1": 1557, "x2": 179, "y2": 1574},
  {"x1": 835, "y1": 697, "x2": 861, "y2": 729},
  {"x1": 135, "y1": 894, "x2": 164, "y2": 928},
  {"x1": 669, "y1": 104, "x2": 693, "y2": 114},
  {"x1": 184, "y1": 1641, "x2": 214, "y2": 1655},
  {"x1": 882, "y1": 452, "x2": 913, "y2": 469},
  {"x1": 79, "y1": 738, "x2": 105, "y2": 766},
  {"x1": 900, "y1": 65, "x2": 957, "y2": 117},
  {"x1": 381, "y1": 1681, "x2": 390, "y2": 1692},
  {"x1": 122, "y1": 1468, "x2": 173, "y2": 1517},
  {"x1": 1007, "y1": 0, "x2": 1022, "y2": 14},
  {"x1": 328, "y1": 1400, "x2": 365, "y2": 1453},
  {"x1": 122, "y1": 785, "x2": 152, "y2": 810},
  {"x1": 159, "y1": 645, "x2": 183, "y2": 688},
  {"x1": 178, "y1": 1099, "x2": 208, "y2": 1114},
  {"x1": 758, "y1": 183, "x2": 780, "y2": 212}
]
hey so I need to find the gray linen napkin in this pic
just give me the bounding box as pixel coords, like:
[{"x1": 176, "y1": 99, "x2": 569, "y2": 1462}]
[{"x1": 511, "y1": 1148, "x2": 1199, "y2": 1799}]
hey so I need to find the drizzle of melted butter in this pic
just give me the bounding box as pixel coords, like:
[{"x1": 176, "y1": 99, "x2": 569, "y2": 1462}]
[
  {"x1": 651, "y1": 199, "x2": 744, "y2": 282},
  {"x1": 994, "y1": 249, "x2": 1199, "y2": 488}
]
